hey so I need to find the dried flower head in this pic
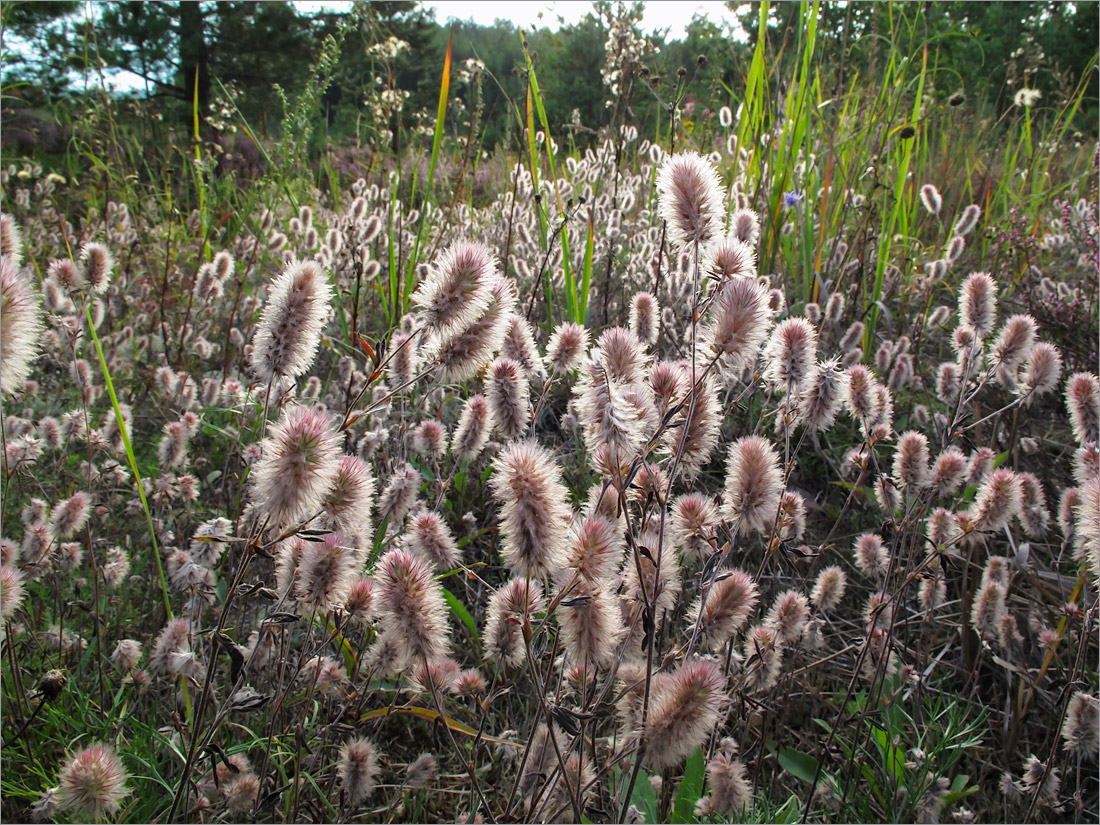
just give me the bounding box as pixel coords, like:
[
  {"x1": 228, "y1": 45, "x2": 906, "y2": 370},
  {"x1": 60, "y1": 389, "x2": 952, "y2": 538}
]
[
  {"x1": 484, "y1": 577, "x2": 544, "y2": 666},
  {"x1": 487, "y1": 357, "x2": 530, "y2": 440},
  {"x1": 657, "y1": 151, "x2": 725, "y2": 248},
  {"x1": 630, "y1": 291, "x2": 660, "y2": 346},
  {"x1": 250, "y1": 258, "x2": 333, "y2": 385},
  {"x1": 79, "y1": 242, "x2": 114, "y2": 294},
  {"x1": 810, "y1": 566, "x2": 847, "y2": 611},
  {"x1": 546, "y1": 322, "x2": 589, "y2": 373},
  {"x1": 763, "y1": 318, "x2": 818, "y2": 387},
  {"x1": 1061, "y1": 692, "x2": 1099, "y2": 758},
  {"x1": 377, "y1": 463, "x2": 421, "y2": 527},
  {"x1": 1066, "y1": 372, "x2": 1100, "y2": 446},
  {"x1": 722, "y1": 435, "x2": 783, "y2": 537},
  {"x1": 296, "y1": 532, "x2": 358, "y2": 614},
  {"x1": 407, "y1": 509, "x2": 460, "y2": 569},
  {"x1": 375, "y1": 548, "x2": 450, "y2": 664},
  {"x1": 687, "y1": 568, "x2": 757, "y2": 649},
  {"x1": 55, "y1": 743, "x2": 130, "y2": 822},
  {"x1": 893, "y1": 430, "x2": 931, "y2": 491},
  {"x1": 644, "y1": 656, "x2": 726, "y2": 770},
  {"x1": 412, "y1": 240, "x2": 496, "y2": 339},
  {"x1": 451, "y1": 394, "x2": 494, "y2": 462},
  {"x1": 490, "y1": 440, "x2": 571, "y2": 578},
  {"x1": 958, "y1": 272, "x2": 997, "y2": 338},
  {"x1": 703, "y1": 275, "x2": 772, "y2": 365},
  {"x1": 853, "y1": 533, "x2": 890, "y2": 578},
  {"x1": 339, "y1": 737, "x2": 381, "y2": 807},
  {"x1": 1, "y1": 256, "x2": 45, "y2": 396}
]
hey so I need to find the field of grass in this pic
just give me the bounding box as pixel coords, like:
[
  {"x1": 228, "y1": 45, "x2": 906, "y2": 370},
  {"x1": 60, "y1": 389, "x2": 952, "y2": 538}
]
[{"x1": 1, "y1": 3, "x2": 1098, "y2": 823}]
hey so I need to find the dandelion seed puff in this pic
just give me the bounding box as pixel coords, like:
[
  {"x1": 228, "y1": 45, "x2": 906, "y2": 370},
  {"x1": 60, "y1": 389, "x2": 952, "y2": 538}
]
[
  {"x1": 561, "y1": 512, "x2": 624, "y2": 585},
  {"x1": 644, "y1": 656, "x2": 726, "y2": 771},
  {"x1": 484, "y1": 577, "x2": 544, "y2": 666},
  {"x1": 1061, "y1": 692, "x2": 1099, "y2": 758},
  {"x1": 730, "y1": 208, "x2": 760, "y2": 246},
  {"x1": 1021, "y1": 342, "x2": 1062, "y2": 398},
  {"x1": 704, "y1": 275, "x2": 772, "y2": 365},
  {"x1": 958, "y1": 272, "x2": 997, "y2": 338},
  {"x1": 412, "y1": 240, "x2": 496, "y2": 339},
  {"x1": 854, "y1": 533, "x2": 889, "y2": 578},
  {"x1": 0, "y1": 213, "x2": 22, "y2": 264},
  {"x1": 811, "y1": 566, "x2": 846, "y2": 611},
  {"x1": 930, "y1": 447, "x2": 968, "y2": 495},
  {"x1": 973, "y1": 468, "x2": 1023, "y2": 533},
  {"x1": 688, "y1": 569, "x2": 757, "y2": 649},
  {"x1": 546, "y1": 322, "x2": 589, "y2": 373},
  {"x1": 1, "y1": 256, "x2": 45, "y2": 396},
  {"x1": 701, "y1": 236, "x2": 756, "y2": 281},
  {"x1": 377, "y1": 463, "x2": 421, "y2": 527},
  {"x1": 1, "y1": 565, "x2": 26, "y2": 621},
  {"x1": 250, "y1": 258, "x2": 333, "y2": 385},
  {"x1": 1066, "y1": 372, "x2": 1100, "y2": 445},
  {"x1": 55, "y1": 743, "x2": 130, "y2": 822},
  {"x1": 721, "y1": 435, "x2": 782, "y2": 537},
  {"x1": 798, "y1": 358, "x2": 848, "y2": 431},
  {"x1": 919, "y1": 184, "x2": 942, "y2": 215},
  {"x1": 892, "y1": 431, "x2": 930, "y2": 491},
  {"x1": 487, "y1": 357, "x2": 530, "y2": 440},
  {"x1": 338, "y1": 738, "x2": 380, "y2": 807},
  {"x1": 249, "y1": 406, "x2": 341, "y2": 528},
  {"x1": 375, "y1": 548, "x2": 450, "y2": 663},
  {"x1": 952, "y1": 204, "x2": 982, "y2": 237},
  {"x1": 989, "y1": 314, "x2": 1037, "y2": 373},
  {"x1": 630, "y1": 292, "x2": 660, "y2": 346},
  {"x1": 657, "y1": 151, "x2": 725, "y2": 248},
  {"x1": 451, "y1": 394, "x2": 494, "y2": 461},
  {"x1": 78, "y1": 242, "x2": 114, "y2": 294}
]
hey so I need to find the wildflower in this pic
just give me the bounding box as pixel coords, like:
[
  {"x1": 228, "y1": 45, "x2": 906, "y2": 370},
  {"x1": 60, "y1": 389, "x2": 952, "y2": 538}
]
[
  {"x1": 110, "y1": 640, "x2": 142, "y2": 672},
  {"x1": 49, "y1": 491, "x2": 91, "y2": 541},
  {"x1": 707, "y1": 748, "x2": 752, "y2": 816},
  {"x1": 952, "y1": 204, "x2": 982, "y2": 237},
  {"x1": 657, "y1": 151, "x2": 724, "y2": 248},
  {"x1": 558, "y1": 576, "x2": 622, "y2": 667},
  {"x1": 721, "y1": 435, "x2": 783, "y2": 537},
  {"x1": 742, "y1": 623, "x2": 783, "y2": 691},
  {"x1": 78, "y1": 243, "x2": 114, "y2": 294},
  {"x1": 412, "y1": 240, "x2": 496, "y2": 339},
  {"x1": 411, "y1": 420, "x2": 447, "y2": 457},
  {"x1": 967, "y1": 447, "x2": 996, "y2": 483},
  {"x1": 451, "y1": 394, "x2": 494, "y2": 461},
  {"x1": 853, "y1": 533, "x2": 889, "y2": 578},
  {"x1": 974, "y1": 468, "x2": 1023, "y2": 533},
  {"x1": 989, "y1": 314, "x2": 1037, "y2": 373},
  {"x1": 668, "y1": 371, "x2": 721, "y2": 477},
  {"x1": 1066, "y1": 372, "x2": 1099, "y2": 445},
  {"x1": 930, "y1": 447, "x2": 968, "y2": 495},
  {"x1": 919, "y1": 184, "x2": 942, "y2": 215},
  {"x1": 1075, "y1": 478, "x2": 1099, "y2": 584},
  {"x1": 426, "y1": 275, "x2": 514, "y2": 383},
  {"x1": 764, "y1": 318, "x2": 818, "y2": 387},
  {"x1": 765, "y1": 589, "x2": 809, "y2": 644},
  {"x1": 1021, "y1": 342, "x2": 1062, "y2": 397},
  {"x1": 702, "y1": 236, "x2": 756, "y2": 281},
  {"x1": 322, "y1": 455, "x2": 375, "y2": 542},
  {"x1": 546, "y1": 322, "x2": 589, "y2": 373},
  {"x1": 487, "y1": 357, "x2": 530, "y2": 440},
  {"x1": 55, "y1": 743, "x2": 130, "y2": 822},
  {"x1": 703, "y1": 275, "x2": 772, "y2": 365},
  {"x1": 0, "y1": 256, "x2": 45, "y2": 396},
  {"x1": 893, "y1": 430, "x2": 931, "y2": 491},
  {"x1": 1, "y1": 565, "x2": 26, "y2": 621},
  {"x1": 249, "y1": 258, "x2": 333, "y2": 385},
  {"x1": 811, "y1": 566, "x2": 847, "y2": 611},
  {"x1": 249, "y1": 406, "x2": 341, "y2": 528},
  {"x1": 730, "y1": 208, "x2": 760, "y2": 246},
  {"x1": 782, "y1": 191, "x2": 803, "y2": 209},
  {"x1": 491, "y1": 440, "x2": 571, "y2": 578},
  {"x1": 406, "y1": 752, "x2": 437, "y2": 789},
  {"x1": 1060, "y1": 692, "x2": 1099, "y2": 758},
  {"x1": 0, "y1": 213, "x2": 22, "y2": 264},
  {"x1": 484, "y1": 577, "x2": 544, "y2": 666},
  {"x1": 672, "y1": 493, "x2": 717, "y2": 562},
  {"x1": 377, "y1": 463, "x2": 421, "y2": 527},
  {"x1": 629, "y1": 291, "x2": 660, "y2": 346},
  {"x1": 501, "y1": 313, "x2": 546, "y2": 383},
  {"x1": 296, "y1": 532, "x2": 358, "y2": 614},
  {"x1": 798, "y1": 358, "x2": 848, "y2": 431},
  {"x1": 561, "y1": 512, "x2": 624, "y2": 584},
  {"x1": 644, "y1": 656, "x2": 726, "y2": 770},
  {"x1": 719, "y1": 105, "x2": 733, "y2": 127},
  {"x1": 958, "y1": 272, "x2": 997, "y2": 338},
  {"x1": 406, "y1": 510, "x2": 460, "y2": 569},
  {"x1": 970, "y1": 580, "x2": 1007, "y2": 638},
  {"x1": 338, "y1": 738, "x2": 381, "y2": 807},
  {"x1": 374, "y1": 548, "x2": 450, "y2": 664},
  {"x1": 1013, "y1": 87, "x2": 1042, "y2": 107}
]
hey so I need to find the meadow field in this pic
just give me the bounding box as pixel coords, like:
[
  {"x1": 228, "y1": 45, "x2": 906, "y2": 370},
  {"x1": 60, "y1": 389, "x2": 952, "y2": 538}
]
[{"x1": 1, "y1": 1, "x2": 1098, "y2": 822}]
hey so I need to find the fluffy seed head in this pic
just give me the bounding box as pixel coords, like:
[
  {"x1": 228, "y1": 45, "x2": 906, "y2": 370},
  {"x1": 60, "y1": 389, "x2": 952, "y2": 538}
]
[
  {"x1": 722, "y1": 435, "x2": 783, "y2": 537},
  {"x1": 296, "y1": 532, "x2": 359, "y2": 614},
  {"x1": 798, "y1": 358, "x2": 848, "y2": 431},
  {"x1": 412, "y1": 240, "x2": 496, "y2": 339},
  {"x1": 0, "y1": 213, "x2": 22, "y2": 264},
  {"x1": 451, "y1": 394, "x2": 494, "y2": 462},
  {"x1": 919, "y1": 184, "x2": 942, "y2": 215},
  {"x1": 729, "y1": 208, "x2": 760, "y2": 246},
  {"x1": 973, "y1": 468, "x2": 1023, "y2": 533},
  {"x1": 557, "y1": 576, "x2": 622, "y2": 667},
  {"x1": 79, "y1": 242, "x2": 114, "y2": 294},
  {"x1": 688, "y1": 568, "x2": 757, "y2": 649},
  {"x1": 811, "y1": 566, "x2": 847, "y2": 611},
  {"x1": 952, "y1": 203, "x2": 982, "y2": 237},
  {"x1": 426, "y1": 275, "x2": 514, "y2": 383},
  {"x1": 701, "y1": 236, "x2": 756, "y2": 281},
  {"x1": 339, "y1": 737, "x2": 381, "y2": 807},
  {"x1": 1066, "y1": 372, "x2": 1100, "y2": 445},
  {"x1": 49, "y1": 491, "x2": 91, "y2": 541},
  {"x1": 490, "y1": 441, "x2": 571, "y2": 578},
  {"x1": 561, "y1": 512, "x2": 624, "y2": 584},
  {"x1": 407, "y1": 510, "x2": 460, "y2": 569},
  {"x1": 1061, "y1": 692, "x2": 1099, "y2": 758},
  {"x1": 56, "y1": 743, "x2": 130, "y2": 821},
  {"x1": 322, "y1": 455, "x2": 375, "y2": 542},
  {"x1": 1, "y1": 565, "x2": 26, "y2": 621},
  {"x1": 250, "y1": 258, "x2": 333, "y2": 384},
  {"x1": 657, "y1": 151, "x2": 725, "y2": 248},
  {"x1": 375, "y1": 548, "x2": 450, "y2": 664},
  {"x1": 930, "y1": 447, "x2": 968, "y2": 495},
  {"x1": 487, "y1": 357, "x2": 530, "y2": 440},
  {"x1": 764, "y1": 318, "x2": 818, "y2": 387},
  {"x1": 629, "y1": 291, "x2": 660, "y2": 346},
  {"x1": 1, "y1": 256, "x2": 45, "y2": 396},
  {"x1": 958, "y1": 272, "x2": 997, "y2": 338},
  {"x1": 704, "y1": 275, "x2": 772, "y2": 365},
  {"x1": 484, "y1": 577, "x2": 544, "y2": 666},
  {"x1": 1021, "y1": 342, "x2": 1062, "y2": 397},
  {"x1": 546, "y1": 322, "x2": 589, "y2": 373},
  {"x1": 249, "y1": 406, "x2": 341, "y2": 528},
  {"x1": 854, "y1": 533, "x2": 889, "y2": 578},
  {"x1": 644, "y1": 657, "x2": 726, "y2": 770},
  {"x1": 377, "y1": 463, "x2": 421, "y2": 527},
  {"x1": 989, "y1": 314, "x2": 1037, "y2": 373},
  {"x1": 765, "y1": 589, "x2": 810, "y2": 644},
  {"x1": 411, "y1": 420, "x2": 447, "y2": 457},
  {"x1": 893, "y1": 430, "x2": 931, "y2": 490},
  {"x1": 672, "y1": 492, "x2": 718, "y2": 562}
]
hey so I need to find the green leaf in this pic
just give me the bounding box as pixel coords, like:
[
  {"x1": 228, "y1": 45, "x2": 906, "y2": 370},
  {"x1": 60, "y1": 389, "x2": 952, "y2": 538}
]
[
  {"x1": 441, "y1": 586, "x2": 480, "y2": 651},
  {"x1": 629, "y1": 769, "x2": 660, "y2": 825},
  {"x1": 671, "y1": 746, "x2": 705, "y2": 823},
  {"x1": 777, "y1": 747, "x2": 819, "y2": 784}
]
